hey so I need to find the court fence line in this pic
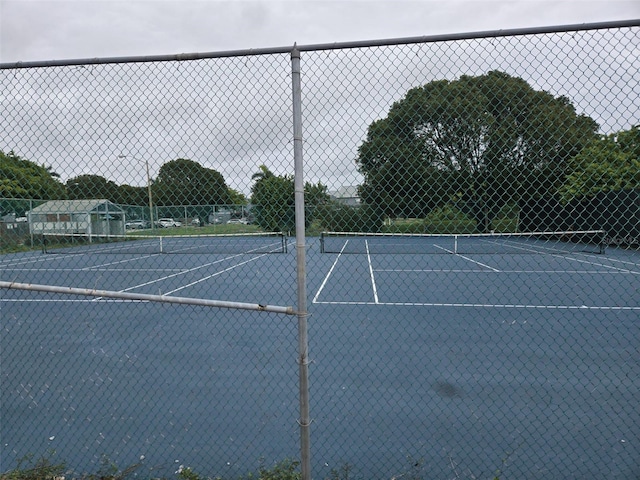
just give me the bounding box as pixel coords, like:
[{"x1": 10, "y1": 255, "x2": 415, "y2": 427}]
[{"x1": 1, "y1": 20, "x2": 639, "y2": 480}]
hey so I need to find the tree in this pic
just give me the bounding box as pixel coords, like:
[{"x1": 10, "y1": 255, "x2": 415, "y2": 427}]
[
  {"x1": 356, "y1": 71, "x2": 598, "y2": 232},
  {"x1": 558, "y1": 125, "x2": 640, "y2": 202},
  {"x1": 251, "y1": 164, "x2": 275, "y2": 183},
  {"x1": 252, "y1": 172, "x2": 295, "y2": 232},
  {"x1": 153, "y1": 158, "x2": 231, "y2": 206},
  {"x1": 66, "y1": 174, "x2": 119, "y2": 200},
  {"x1": 114, "y1": 184, "x2": 149, "y2": 206},
  {"x1": 250, "y1": 165, "x2": 330, "y2": 232},
  {"x1": 227, "y1": 188, "x2": 248, "y2": 206},
  {"x1": 0, "y1": 150, "x2": 65, "y2": 199}
]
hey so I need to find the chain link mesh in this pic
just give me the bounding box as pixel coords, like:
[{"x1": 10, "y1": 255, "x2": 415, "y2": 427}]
[{"x1": 1, "y1": 24, "x2": 639, "y2": 479}]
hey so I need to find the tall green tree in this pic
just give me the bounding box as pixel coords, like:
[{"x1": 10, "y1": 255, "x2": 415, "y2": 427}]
[
  {"x1": 558, "y1": 125, "x2": 640, "y2": 202},
  {"x1": 251, "y1": 164, "x2": 275, "y2": 183},
  {"x1": 250, "y1": 165, "x2": 329, "y2": 232},
  {"x1": 227, "y1": 188, "x2": 248, "y2": 206},
  {"x1": 252, "y1": 172, "x2": 295, "y2": 232},
  {"x1": 0, "y1": 150, "x2": 65, "y2": 199},
  {"x1": 66, "y1": 174, "x2": 119, "y2": 200},
  {"x1": 153, "y1": 158, "x2": 231, "y2": 206},
  {"x1": 114, "y1": 184, "x2": 149, "y2": 206},
  {"x1": 356, "y1": 71, "x2": 599, "y2": 232}
]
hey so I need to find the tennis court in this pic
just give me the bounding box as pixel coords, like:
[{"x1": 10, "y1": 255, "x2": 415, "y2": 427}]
[
  {"x1": 2, "y1": 236, "x2": 638, "y2": 478},
  {"x1": 2, "y1": 21, "x2": 639, "y2": 479}
]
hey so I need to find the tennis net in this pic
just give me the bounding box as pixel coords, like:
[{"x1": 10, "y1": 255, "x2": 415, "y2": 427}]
[
  {"x1": 320, "y1": 230, "x2": 607, "y2": 255},
  {"x1": 42, "y1": 231, "x2": 288, "y2": 254}
]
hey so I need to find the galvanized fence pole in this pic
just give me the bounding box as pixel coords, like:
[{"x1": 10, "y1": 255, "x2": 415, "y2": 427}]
[{"x1": 291, "y1": 44, "x2": 312, "y2": 480}]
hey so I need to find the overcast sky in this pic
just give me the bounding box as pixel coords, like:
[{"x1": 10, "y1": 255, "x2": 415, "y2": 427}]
[
  {"x1": 1, "y1": 0, "x2": 638, "y2": 63},
  {"x1": 1, "y1": 1, "x2": 638, "y2": 197}
]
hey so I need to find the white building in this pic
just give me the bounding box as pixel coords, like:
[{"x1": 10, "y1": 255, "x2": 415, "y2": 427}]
[
  {"x1": 329, "y1": 186, "x2": 360, "y2": 206},
  {"x1": 28, "y1": 199, "x2": 125, "y2": 236}
]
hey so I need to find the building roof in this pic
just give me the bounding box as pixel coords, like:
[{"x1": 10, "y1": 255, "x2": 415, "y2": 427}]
[
  {"x1": 329, "y1": 186, "x2": 360, "y2": 199},
  {"x1": 28, "y1": 199, "x2": 124, "y2": 214}
]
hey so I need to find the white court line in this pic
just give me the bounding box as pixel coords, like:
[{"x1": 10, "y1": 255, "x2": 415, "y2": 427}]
[
  {"x1": 554, "y1": 253, "x2": 640, "y2": 274},
  {"x1": 455, "y1": 253, "x2": 499, "y2": 271},
  {"x1": 375, "y1": 268, "x2": 636, "y2": 275},
  {"x1": 312, "y1": 300, "x2": 640, "y2": 310},
  {"x1": 495, "y1": 238, "x2": 603, "y2": 256},
  {"x1": 0, "y1": 252, "x2": 77, "y2": 268},
  {"x1": 2, "y1": 267, "x2": 184, "y2": 272},
  {"x1": 598, "y1": 252, "x2": 640, "y2": 269},
  {"x1": 313, "y1": 240, "x2": 348, "y2": 303},
  {"x1": 0, "y1": 298, "x2": 142, "y2": 303},
  {"x1": 108, "y1": 251, "x2": 251, "y2": 296},
  {"x1": 499, "y1": 240, "x2": 640, "y2": 274},
  {"x1": 433, "y1": 243, "x2": 500, "y2": 271},
  {"x1": 435, "y1": 237, "x2": 639, "y2": 275},
  {"x1": 162, "y1": 253, "x2": 270, "y2": 295},
  {"x1": 366, "y1": 240, "x2": 379, "y2": 304},
  {"x1": 81, "y1": 253, "x2": 164, "y2": 270},
  {"x1": 88, "y1": 251, "x2": 259, "y2": 301},
  {"x1": 8, "y1": 296, "x2": 633, "y2": 310}
]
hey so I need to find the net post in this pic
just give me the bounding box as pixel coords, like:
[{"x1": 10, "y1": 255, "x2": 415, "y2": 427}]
[
  {"x1": 599, "y1": 230, "x2": 607, "y2": 254},
  {"x1": 291, "y1": 43, "x2": 311, "y2": 480}
]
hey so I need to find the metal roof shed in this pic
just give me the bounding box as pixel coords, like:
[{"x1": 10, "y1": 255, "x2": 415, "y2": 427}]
[{"x1": 28, "y1": 199, "x2": 125, "y2": 236}]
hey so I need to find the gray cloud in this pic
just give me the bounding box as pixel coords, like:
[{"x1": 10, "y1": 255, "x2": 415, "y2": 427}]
[
  {"x1": 2, "y1": 1, "x2": 638, "y2": 63},
  {"x1": 1, "y1": 1, "x2": 638, "y2": 197}
]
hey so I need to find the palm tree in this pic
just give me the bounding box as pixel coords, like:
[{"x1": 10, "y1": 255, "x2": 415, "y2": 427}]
[{"x1": 251, "y1": 164, "x2": 274, "y2": 182}]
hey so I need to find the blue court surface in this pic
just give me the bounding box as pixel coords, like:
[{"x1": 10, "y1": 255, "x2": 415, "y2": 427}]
[{"x1": 1, "y1": 237, "x2": 639, "y2": 478}]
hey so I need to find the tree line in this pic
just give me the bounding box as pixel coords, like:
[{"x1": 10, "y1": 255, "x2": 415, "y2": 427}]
[
  {"x1": 0, "y1": 152, "x2": 330, "y2": 231},
  {"x1": 0, "y1": 155, "x2": 246, "y2": 208},
  {"x1": 356, "y1": 70, "x2": 638, "y2": 233},
  {"x1": 2, "y1": 71, "x2": 638, "y2": 234}
]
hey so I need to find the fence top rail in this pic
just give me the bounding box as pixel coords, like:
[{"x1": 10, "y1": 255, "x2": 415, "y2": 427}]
[{"x1": 1, "y1": 19, "x2": 638, "y2": 70}]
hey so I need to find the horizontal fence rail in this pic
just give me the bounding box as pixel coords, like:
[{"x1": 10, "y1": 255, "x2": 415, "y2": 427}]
[{"x1": 0, "y1": 281, "x2": 295, "y2": 314}]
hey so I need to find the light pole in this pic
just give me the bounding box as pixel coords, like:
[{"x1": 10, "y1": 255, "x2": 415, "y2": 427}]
[{"x1": 118, "y1": 155, "x2": 154, "y2": 230}]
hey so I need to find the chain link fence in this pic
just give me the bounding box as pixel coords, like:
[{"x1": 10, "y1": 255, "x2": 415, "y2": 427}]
[{"x1": 1, "y1": 21, "x2": 639, "y2": 479}]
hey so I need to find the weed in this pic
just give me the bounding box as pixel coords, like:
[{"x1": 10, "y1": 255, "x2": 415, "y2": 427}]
[
  {"x1": 257, "y1": 459, "x2": 301, "y2": 480},
  {"x1": 177, "y1": 465, "x2": 208, "y2": 480},
  {"x1": 0, "y1": 452, "x2": 65, "y2": 480},
  {"x1": 326, "y1": 463, "x2": 352, "y2": 480},
  {"x1": 175, "y1": 459, "x2": 300, "y2": 480},
  {"x1": 82, "y1": 455, "x2": 141, "y2": 480}
]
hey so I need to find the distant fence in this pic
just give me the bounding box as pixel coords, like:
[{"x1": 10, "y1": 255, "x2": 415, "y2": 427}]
[{"x1": 520, "y1": 189, "x2": 640, "y2": 247}]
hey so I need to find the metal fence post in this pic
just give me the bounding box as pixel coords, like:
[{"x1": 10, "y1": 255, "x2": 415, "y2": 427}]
[{"x1": 291, "y1": 44, "x2": 311, "y2": 480}]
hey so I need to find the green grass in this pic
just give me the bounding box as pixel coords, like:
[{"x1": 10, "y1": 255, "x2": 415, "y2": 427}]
[
  {"x1": 128, "y1": 224, "x2": 263, "y2": 237},
  {"x1": 0, "y1": 453, "x2": 66, "y2": 480},
  {"x1": 1, "y1": 452, "x2": 519, "y2": 480},
  {"x1": 0, "y1": 241, "x2": 32, "y2": 254},
  {"x1": 381, "y1": 205, "x2": 520, "y2": 235},
  {"x1": 0, "y1": 456, "x2": 302, "y2": 480}
]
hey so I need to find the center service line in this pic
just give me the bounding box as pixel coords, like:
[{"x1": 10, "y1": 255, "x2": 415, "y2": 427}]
[
  {"x1": 312, "y1": 240, "x2": 349, "y2": 304},
  {"x1": 91, "y1": 251, "x2": 249, "y2": 300},
  {"x1": 162, "y1": 252, "x2": 270, "y2": 295},
  {"x1": 365, "y1": 240, "x2": 380, "y2": 304},
  {"x1": 433, "y1": 243, "x2": 500, "y2": 271},
  {"x1": 121, "y1": 253, "x2": 250, "y2": 292}
]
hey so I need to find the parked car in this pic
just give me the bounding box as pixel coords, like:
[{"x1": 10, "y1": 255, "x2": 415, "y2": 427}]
[
  {"x1": 191, "y1": 218, "x2": 201, "y2": 226},
  {"x1": 155, "y1": 218, "x2": 182, "y2": 228},
  {"x1": 125, "y1": 220, "x2": 148, "y2": 229},
  {"x1": 227, "y1": 218, "x2": 248, "y2": 225}
]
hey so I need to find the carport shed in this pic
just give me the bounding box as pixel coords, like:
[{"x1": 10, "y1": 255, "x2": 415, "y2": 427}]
[{"x1": 28, "y1": 199, "x2": 125, "y2": 236}]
